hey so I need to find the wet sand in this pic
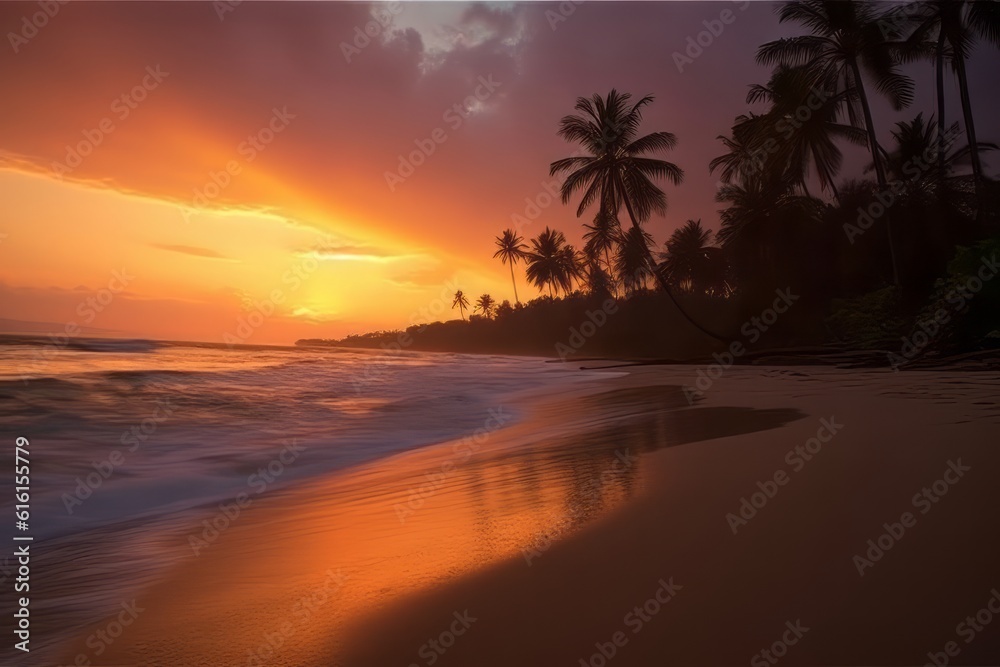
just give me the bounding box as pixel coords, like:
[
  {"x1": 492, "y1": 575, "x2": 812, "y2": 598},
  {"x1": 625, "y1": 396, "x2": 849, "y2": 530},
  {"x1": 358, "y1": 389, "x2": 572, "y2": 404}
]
[{"x1": 56, "y1": 366, "x2": 1000, "y2": 666}]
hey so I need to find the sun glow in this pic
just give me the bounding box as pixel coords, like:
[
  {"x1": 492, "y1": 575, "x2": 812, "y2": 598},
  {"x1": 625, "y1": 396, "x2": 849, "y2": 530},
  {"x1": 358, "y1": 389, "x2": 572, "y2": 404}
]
[{"x1": 0, "y1": 162, "x2": 506, "y2": 343}]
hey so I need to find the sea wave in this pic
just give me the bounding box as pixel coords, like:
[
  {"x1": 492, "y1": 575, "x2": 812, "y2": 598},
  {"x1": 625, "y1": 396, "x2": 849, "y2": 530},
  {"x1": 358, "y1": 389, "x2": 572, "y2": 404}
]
[{"x1": 0, "y1": 341, "x2": 593, "y2": 543}]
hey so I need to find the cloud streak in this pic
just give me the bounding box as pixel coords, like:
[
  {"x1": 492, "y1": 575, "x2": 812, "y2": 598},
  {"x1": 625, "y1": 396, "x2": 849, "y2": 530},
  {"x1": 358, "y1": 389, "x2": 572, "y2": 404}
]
[{"x1": 151, "y1": 243, "x2": 231, "y2": 260}]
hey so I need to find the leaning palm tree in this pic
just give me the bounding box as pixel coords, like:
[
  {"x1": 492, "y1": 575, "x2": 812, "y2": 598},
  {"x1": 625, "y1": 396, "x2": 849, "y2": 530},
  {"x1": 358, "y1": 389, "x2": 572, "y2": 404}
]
[
  {"x1": 474, "y1": 294, "x2": 496, "y2": 319},
  {"x1": 493, "y1": 229, "x2": 527, "y2": 305},
  {"x1": 758, "y1": 0, "x2": 915, "y2": 283},
  {"x1": 525, "y1": 227, "x2": 573, "y2": 296},
  {"x1": 901, "y1": 0, "x2": 1000, "y2": 211},
  {"x1": 452, "y1": 290, "x2": 469, "y2": 321},
  {"x1": 549, "y1": 89, "x2": 724, "y2": 340}
]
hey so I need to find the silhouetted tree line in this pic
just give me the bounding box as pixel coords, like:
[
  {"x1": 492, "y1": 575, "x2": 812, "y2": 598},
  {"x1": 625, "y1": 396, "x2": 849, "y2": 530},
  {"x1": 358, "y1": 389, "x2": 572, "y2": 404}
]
[{"x1": 302, "y1": 1, "x2": 1000, "y2": 362}]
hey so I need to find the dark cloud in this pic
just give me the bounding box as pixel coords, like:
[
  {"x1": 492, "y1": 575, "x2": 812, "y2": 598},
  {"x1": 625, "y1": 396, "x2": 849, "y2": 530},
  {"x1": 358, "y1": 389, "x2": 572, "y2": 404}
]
[{"x1": 1, "y1": 0, "x2": 996, "y2": 256}]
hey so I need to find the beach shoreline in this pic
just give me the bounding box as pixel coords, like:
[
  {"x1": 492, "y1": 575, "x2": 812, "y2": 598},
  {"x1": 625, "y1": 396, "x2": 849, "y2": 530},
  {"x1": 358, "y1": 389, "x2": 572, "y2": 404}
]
[
  {"x1": 42, "y1": 363, "x2": 1000, "y2": 666},
  {"x1": 299, "y1": 338, "x2": 1000, "y2": 373}
]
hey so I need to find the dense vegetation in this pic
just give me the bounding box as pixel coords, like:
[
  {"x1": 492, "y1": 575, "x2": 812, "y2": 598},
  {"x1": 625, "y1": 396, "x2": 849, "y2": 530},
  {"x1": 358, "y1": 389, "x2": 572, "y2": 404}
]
[{"x1": 301, "y1": 1, "x2": 1000, "y2": 365}]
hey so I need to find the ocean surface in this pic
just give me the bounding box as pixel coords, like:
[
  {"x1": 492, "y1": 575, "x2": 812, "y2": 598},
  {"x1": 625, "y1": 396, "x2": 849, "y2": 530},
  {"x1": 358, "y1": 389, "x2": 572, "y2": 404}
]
[
  {"x1": 0, "y1": 336, "x2": 597, "y2": 542},
  {"x1": 0, "y1": 336, "x2": 624, "y2": 663}
]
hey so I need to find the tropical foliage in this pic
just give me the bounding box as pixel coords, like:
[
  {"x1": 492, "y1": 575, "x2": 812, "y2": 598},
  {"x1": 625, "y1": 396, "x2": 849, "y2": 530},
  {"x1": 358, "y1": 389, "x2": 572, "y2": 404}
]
[
  {"x1": 474, "y1": 294, "x2": 496, "y2": 319},
  {"x1": 460, "y1": 0, "x2": 999, "y2": 359},
  {"x1": 657, "y1": 220, "x2": 731, "y2": 297},
  {"x1": 493, "y1": 229, "x2": 527, "y2": 305},
  {"x1": 525, "y1": 227, "x2": 575, "y2": 296},
  {"x1": 452, "y1": 290, "x2": 469, "y2": 321}
]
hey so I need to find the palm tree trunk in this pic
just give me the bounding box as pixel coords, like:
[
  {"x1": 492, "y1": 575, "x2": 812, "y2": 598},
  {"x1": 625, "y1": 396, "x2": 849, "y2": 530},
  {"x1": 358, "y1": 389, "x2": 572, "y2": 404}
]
[
  {"x1": 851, "y1": 60, "x2": 888, "y2": 188},
  {"x1": 953, "y1": 51, "x2": 985, "y2": 215},
  {"x1": 850, "y1": 57, "x2": 900, "y2": 286},
  {"x1": 618, "y1": 195, "x2": 726, "y2": 342},
  {"x1": 935, "y1": 30, "x2": 946, "y2": 175},
  {"x1": 604, "y1": 247, "x2": 619, "y2": 299},
  {"x1": 509, "y1": 263, "x2": 519, "y2": 305}
]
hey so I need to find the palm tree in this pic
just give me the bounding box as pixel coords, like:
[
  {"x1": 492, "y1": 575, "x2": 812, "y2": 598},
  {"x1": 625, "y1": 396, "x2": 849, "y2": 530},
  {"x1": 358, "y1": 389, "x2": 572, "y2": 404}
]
[
  {"x1": 582, "y1": 207, "x2": 620, "y2": 275},
  {"x1": 876, "y1": 112, "x2": 997, "y2": 184},
  {"x1": 698, "y1": 247, "x2": 734, "y2": 298},
  {"x1": 710, "y1": 113, "x2": 773, "y2": 185},
  {"x1": 549, "y1": 89, "x2": 724, "y2": 340},
  {"x1": 716, "y1": 174, "x2": 822, "y2": 293},
  {"x1": 717, "y1": 179, "x2": 792, "y2": 253},
  {"x1": 493, "y1": 229, "x2": 527, "y2": 305},
  {"x1": 746, "y1": 64, "x2": 868, "y2": 200},
  {"x1": 658, "y1": 220, "x2": 715, "y2": 294},
  {"x1": 525, "y1": 227, "x2": 573, "y2": 296},
  {"x1": 452, "y1": 290, "x2": 469, "y2": 321},
  {"x1": 474, "y1": 294, "x2": 496, "y2": 319},
  {"x1": 862, "y1": 112, "x2": 997, "y2": 287},
  {"x1": 758, "y1": 0, "x2": 914, "y2": 186},
  {"x1": 879, "y1": 112, "x2": 948, "y2": 185},
  {"x1": 582, "y1": 257, "x2": 615, "y2": 298},
  {"x1": 495, "y1": 299, "x2": 514, "y2": 318},
  {"x1": 901, "y1": 0, "x2": 1000, "y2": 211},
  {"x1": 758, "y1": 0, "x2": 915, "y2": 283},
  {"x1": 886, "y1": 113, "x2": 997, "y2": 181},
  {"x1": 561, "y1": 244, "x2": 585, "y2": 292},
  {"x1": 896, "y1": 2, "x2": 951, "y2": 175},
  {"x1": 615, "y1": 226, "x2": 656, "y2": 296}
]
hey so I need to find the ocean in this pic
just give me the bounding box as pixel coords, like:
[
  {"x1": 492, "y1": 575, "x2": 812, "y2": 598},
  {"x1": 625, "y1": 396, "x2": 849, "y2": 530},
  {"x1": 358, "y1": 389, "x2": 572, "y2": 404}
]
[
  {"x1": 1, "y1": 336, "x2": 616, "y2": 662},
  {"x1": 0, "y1": 336, "x2": 598, "y2": 542}
]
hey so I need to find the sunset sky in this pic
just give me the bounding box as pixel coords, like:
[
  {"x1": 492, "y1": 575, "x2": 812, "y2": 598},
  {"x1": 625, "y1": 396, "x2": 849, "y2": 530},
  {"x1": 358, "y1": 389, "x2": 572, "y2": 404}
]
[{"x1": 1, "y1": 1, "x2": 997, "y2": 344}]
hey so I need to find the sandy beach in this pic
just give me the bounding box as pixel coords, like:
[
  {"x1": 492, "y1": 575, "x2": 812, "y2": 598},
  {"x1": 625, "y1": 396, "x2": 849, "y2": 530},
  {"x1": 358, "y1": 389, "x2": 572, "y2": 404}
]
[
  {"x1": 46, "y1": 365, "x2": 1000, "y2": 666},
  {"x1": 5, "y1": 0, "x2": 1000, "y2": 664}
]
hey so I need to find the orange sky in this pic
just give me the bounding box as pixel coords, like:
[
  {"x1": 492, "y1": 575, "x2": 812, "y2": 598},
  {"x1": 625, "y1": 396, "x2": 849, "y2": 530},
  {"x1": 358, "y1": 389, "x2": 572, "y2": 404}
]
[{"x1": 1, "y1": 1, "x2": 996, "y2": 344}]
